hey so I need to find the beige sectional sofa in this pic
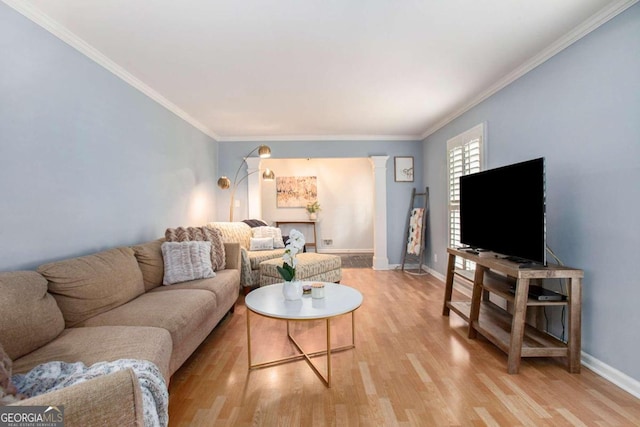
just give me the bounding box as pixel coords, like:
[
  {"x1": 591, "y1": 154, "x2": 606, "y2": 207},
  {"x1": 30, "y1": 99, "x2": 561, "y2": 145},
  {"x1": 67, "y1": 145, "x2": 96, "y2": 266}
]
[{"x1": 1, "y1": 238, "x2": 240, "y2": 426}]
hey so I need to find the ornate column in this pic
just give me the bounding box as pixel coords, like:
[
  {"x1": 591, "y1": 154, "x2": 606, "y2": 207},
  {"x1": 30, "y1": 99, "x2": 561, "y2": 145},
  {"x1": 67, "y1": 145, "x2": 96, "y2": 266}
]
[{"x1": 370, "y1": 156, "x2": 389, "y2": 270}]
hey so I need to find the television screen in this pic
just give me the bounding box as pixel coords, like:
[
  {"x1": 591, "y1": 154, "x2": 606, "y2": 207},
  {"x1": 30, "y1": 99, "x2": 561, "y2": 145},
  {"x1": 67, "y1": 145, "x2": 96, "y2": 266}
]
[{"x1": 459, "y1": 157, "x2": 546, "y2": 265}]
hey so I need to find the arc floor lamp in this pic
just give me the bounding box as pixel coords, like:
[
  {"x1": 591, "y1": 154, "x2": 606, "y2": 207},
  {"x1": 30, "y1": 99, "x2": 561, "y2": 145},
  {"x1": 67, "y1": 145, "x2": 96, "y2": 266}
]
[{"x1": 217, "y1": 144, "x2": 275, "y2": 222}]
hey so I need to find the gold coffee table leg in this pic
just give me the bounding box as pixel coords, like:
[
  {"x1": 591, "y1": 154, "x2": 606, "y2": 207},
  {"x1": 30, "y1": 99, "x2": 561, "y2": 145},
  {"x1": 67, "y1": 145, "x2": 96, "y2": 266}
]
[
  {"x1": 247, "y1": 310, "x2": 356, "y2": 387},
  {"x1": 246, "y1": 309, "x2": 252, "y2": 368}
]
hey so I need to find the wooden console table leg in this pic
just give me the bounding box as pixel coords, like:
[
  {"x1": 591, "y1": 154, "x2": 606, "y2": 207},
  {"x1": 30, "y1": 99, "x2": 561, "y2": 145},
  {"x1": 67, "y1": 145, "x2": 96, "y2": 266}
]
[
  {"x1": 508, "y1": 278, "x2": 530, "y2": 374},
  {"x1": 442, "y1": 253, "x2": 457, "y2": 316},
  {"x1": 312, "y1": 223, "x2": 318, "y2": 253},
  {"x1": 567, "y1": 277, "x2": 582, "y2": 373},
  {"x1": 468, "y1": 265, "x2": 486, "y2": 339}
]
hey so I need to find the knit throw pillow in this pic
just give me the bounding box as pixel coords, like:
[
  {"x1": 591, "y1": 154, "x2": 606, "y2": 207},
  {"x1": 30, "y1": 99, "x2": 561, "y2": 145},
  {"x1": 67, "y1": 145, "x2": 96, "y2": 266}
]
[
  {"x1": 252, "y1": 226, "x2": 285, "y2": 249},
  {"x1": 161, "y1": 241, "x2": 215, "y2": 285},
  {"x1": 165, "y1": 226, "x2": 226, "y2": 271},
  {"x1": 249, "y1": 237, "x2": 274, "y2": 251}
]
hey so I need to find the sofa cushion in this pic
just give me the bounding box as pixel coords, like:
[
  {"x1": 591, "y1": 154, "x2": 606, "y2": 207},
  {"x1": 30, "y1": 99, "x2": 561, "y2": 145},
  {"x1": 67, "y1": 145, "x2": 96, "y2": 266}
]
[
  {"x1": 150, "y1": 269, "x2": 240, "y2": 311},
  {"x1": 77, "y1": 289, "x2": 217, "y2": 374},
  {"x1": 132, "y1": 239, "x2": 165, "y2": 292},
  {"x1": 11, "y1": 326, "x2": 172, "y2": 382},
  {"x1": 165, "y1": 226, "x2": 226, "y2": 271},
  {"x1": 0, "y1": 271, "x2": 65, "y2": 360},
  {"x1": 37, "y1": 247, "x2": 145, "y2": 328},
  {"x1": 161, "y1": 241, "x2": 215, "y2": 285}
]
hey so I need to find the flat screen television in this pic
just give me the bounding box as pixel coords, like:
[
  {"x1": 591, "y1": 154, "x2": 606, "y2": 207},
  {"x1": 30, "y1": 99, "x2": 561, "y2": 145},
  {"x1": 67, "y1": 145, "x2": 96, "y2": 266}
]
[{"x1": 459, "y1": 157, "x2": 546, "y2": 265}]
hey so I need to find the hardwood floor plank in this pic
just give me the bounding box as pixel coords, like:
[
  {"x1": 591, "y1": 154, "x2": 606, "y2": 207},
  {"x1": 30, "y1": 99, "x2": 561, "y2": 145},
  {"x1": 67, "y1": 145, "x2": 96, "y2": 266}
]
[
  {"x1": 473, "y1": 407, "x2": 500, "y2": 427},
  {"x1": 358, "y1": 361, "x2": 377, "y2": 395},
  {"x1": 555, "y1": 407, "x2": 589, "y2": 427},
  {"x1": 168, "y1": 268, "x2": 640, "y2": 426}
]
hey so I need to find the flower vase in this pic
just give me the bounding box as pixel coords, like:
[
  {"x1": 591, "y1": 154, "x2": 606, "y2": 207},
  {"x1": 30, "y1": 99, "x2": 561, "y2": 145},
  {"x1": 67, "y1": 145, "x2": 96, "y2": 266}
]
[
  {"x1": 308, "y1": 212, "x2": 317, "y2": 220},
  {"x1": 282, "y1": 280, "x2": 302, "y2": 300}
]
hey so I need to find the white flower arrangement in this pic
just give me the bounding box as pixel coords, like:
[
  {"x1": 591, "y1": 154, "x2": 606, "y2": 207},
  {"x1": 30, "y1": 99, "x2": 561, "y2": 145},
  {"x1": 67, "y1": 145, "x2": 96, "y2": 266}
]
[{"x1": 277, "y1": 229, "x2": 305, "y2": 281}]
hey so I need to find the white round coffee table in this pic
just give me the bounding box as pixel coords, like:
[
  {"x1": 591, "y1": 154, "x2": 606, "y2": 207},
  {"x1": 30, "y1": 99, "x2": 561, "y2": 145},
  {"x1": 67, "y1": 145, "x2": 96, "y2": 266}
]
[{"x1": 245, "y1": 282, "x2": 363, "y2": 387}]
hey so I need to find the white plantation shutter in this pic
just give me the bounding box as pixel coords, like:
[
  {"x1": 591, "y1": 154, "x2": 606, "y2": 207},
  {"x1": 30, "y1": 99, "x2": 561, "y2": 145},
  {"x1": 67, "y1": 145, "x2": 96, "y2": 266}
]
[{"x1": 447, "y1": 124, "x2": 485, "y2": 270}]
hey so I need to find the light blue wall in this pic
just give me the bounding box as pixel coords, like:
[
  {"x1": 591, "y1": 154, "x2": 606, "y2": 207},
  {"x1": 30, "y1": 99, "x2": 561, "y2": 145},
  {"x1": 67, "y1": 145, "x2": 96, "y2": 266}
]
[
  {"x1": 423, "y1": 5, "x2": 640, "y2": 380},
  {"x1": 0, "y1": 4, "x2": 219, "y2": 271},
  {"x1": 218, "y1": 140, "x2": 423, "y2": 264}
]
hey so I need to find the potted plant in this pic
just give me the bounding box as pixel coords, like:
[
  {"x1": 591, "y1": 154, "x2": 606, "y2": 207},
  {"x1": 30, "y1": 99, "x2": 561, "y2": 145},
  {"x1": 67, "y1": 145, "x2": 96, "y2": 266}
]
[{"x1": 306, "y1": 201, "x2": 321, "y2": 220}]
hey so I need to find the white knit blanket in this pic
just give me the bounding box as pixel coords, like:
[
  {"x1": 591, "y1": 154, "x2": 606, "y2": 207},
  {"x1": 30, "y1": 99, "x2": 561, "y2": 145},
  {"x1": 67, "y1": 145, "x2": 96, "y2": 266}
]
[
  {"x1": 12, "y1": 359, "x2": 168, "y2": 427},
  {"x1": 407, "y1": 208, "x2": 424, "y2": 255}
]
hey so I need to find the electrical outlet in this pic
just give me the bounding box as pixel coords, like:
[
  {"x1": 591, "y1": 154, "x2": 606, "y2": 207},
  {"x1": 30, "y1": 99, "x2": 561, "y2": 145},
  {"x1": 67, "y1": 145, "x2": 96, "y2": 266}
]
[
  {"x1": 434, "y1": 253, "x2": 438, "y2": 263},
  {"x1": 323, "y1": 239, "x2": 333, "y2": 245}
]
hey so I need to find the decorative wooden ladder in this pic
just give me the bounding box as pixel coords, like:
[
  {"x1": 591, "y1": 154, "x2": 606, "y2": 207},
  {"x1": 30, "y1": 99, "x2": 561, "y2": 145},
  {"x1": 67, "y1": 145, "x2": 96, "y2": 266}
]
[{"x1": 401, "y1": 187, "x2": 429, "y2": 274}]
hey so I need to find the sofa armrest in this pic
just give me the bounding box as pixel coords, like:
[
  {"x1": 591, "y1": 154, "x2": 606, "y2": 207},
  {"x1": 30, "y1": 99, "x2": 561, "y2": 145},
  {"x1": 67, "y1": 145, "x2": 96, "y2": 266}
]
[
  {"x1": 11, "y1": 369, "x2": 144, "y2": 427},
  {"x1": 224, "y1": 242, "x2": 241, "y2": 271}
]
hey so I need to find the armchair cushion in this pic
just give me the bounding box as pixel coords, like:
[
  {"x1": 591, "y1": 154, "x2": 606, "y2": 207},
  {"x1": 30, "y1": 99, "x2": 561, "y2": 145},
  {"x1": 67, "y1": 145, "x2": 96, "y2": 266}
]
[
  {"x1": 247, "y1": 249, "x2": 286, "y2": 270},
  {"x1": 209, "y1": 222, "x2": 251, "y2": 248},
  {"x1": 209, "y1": 222, "x2": 286, "y2": 288},
  {"x1": 252, "y1": 226, "x2": 286, "y2": 248},
  {"x1": 249, "y1": 237, "x2": 274, "y2": 251}
]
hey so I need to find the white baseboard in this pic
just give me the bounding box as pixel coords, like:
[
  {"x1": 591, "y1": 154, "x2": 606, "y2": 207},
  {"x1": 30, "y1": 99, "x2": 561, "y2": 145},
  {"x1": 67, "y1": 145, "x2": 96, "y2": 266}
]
[
  {"x1": 422, "y1": 265, "x2": 445, "y2": 282},
  {"x1": 318, "y1": 249, "x2": 374, "y2": 254},
  {"x1": 582, "y1": 352, "x2": 640, "y2": 399},
  {"x1": 388, "y1": 263, "x2": 422, "y2": 272}
]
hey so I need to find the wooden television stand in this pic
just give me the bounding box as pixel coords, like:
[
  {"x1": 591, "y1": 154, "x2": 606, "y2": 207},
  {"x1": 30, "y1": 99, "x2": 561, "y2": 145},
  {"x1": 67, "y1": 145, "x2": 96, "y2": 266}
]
[{"x1": 442, "y1": 247, "x2": 584, "y2": 374}]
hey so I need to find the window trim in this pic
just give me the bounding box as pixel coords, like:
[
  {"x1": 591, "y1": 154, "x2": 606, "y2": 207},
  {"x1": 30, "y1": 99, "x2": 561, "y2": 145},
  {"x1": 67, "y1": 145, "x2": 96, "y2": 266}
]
[{"x1": 446, "y1": 123, "x2": 486, "y2": 270}]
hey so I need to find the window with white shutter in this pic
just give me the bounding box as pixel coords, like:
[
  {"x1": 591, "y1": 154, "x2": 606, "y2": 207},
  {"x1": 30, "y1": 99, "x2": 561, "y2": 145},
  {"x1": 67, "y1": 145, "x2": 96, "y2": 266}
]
[{"x1": 447, "y1": 124, "x2": 485, "y2": 270}]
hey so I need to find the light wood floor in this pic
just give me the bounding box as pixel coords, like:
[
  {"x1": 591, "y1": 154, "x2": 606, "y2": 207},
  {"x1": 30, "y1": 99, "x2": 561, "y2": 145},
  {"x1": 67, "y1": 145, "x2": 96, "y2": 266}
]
[{"x1": 168, "y1": 269, "x2": 640, "y2": 426}]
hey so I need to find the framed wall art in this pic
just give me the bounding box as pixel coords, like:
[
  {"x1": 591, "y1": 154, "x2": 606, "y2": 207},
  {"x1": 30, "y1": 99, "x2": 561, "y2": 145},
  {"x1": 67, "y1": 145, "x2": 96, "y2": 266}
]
[
  {"x1": 276, "y1": 176, "x2": 318, "y2": 207},
  {"x1": 394, "y1": 156, "x2": 414, "y2": 182}
]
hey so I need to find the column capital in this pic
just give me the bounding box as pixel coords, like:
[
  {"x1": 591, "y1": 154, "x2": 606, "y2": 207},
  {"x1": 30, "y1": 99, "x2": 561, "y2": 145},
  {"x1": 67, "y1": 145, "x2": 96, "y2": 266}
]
[{"x1": 369, "y1": 156, "x2": 389, "y2": 169}]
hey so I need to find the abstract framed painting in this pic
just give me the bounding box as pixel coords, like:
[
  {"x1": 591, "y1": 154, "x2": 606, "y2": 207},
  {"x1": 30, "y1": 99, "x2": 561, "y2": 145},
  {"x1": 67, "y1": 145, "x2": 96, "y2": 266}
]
[{"x1": 276, "y1": 176, "x2": 318, "y2": 207}]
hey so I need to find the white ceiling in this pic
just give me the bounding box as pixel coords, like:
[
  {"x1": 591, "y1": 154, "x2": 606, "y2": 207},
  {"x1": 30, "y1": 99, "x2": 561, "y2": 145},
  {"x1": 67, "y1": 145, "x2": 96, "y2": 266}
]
[{"x1": 5, "y1": 0, "x2": 635, "y2": 141}]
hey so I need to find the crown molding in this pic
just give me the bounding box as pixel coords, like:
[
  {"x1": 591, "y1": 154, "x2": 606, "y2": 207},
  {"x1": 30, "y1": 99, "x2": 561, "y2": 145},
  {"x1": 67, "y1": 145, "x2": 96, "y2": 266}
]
[
  {"x1": 5, "y1": 0, "x2": 636, "y2": 143},
  {"x1": 2, "y1": 0, "x2": 220, "y2": 141},
  {"x1": 419, "y1": 0, "x2": 639, "y2": 140},
  {"x1": 217, "y1": 134, "x2": 422, "y2": 142}
]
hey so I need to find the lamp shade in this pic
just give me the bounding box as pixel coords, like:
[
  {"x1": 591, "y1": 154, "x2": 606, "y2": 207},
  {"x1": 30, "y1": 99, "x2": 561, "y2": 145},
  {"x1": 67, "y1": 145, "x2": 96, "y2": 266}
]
[
  {"x1": 217, "y1": 176, "x2": 231, "y2": 189},
  {"x1": 262, "y1": 168, "x2": 275, "y2": 180},
  {"x1": 258, "y1": 145, "x2": 272, "y2": 158}
]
